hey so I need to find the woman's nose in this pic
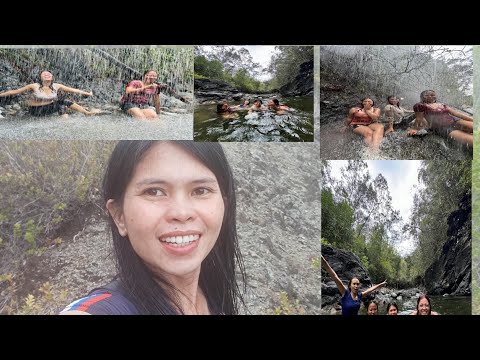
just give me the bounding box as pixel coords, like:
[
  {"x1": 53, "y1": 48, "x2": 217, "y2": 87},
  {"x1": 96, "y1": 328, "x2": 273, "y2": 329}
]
[{"x1": 164, "y1": 195, "x2": 196, "y2": 223}]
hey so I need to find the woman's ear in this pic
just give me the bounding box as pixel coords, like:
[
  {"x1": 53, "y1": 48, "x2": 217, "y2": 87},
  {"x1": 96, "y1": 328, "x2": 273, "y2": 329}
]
[{"x1": 106, "y1": 199, "x2": 127, "y2": 237}]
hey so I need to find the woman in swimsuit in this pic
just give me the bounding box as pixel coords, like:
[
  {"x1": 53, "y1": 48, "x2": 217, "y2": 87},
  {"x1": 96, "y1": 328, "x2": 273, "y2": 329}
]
[
  {"x1": 410, "y1": 90, "x2": 473, "y2": 146},
  {"x1": 321, "y1": 255, "x2": 387, "y2": 316},
  {"x1": 0, "y1": 70, "x2": 100, "y2": 117},
  {"x1": 383, "y1": 95, "x2": 415, "y2": 134},
  {"x1": 344, "y1": 97, "x2": 384, "y2": 152}
]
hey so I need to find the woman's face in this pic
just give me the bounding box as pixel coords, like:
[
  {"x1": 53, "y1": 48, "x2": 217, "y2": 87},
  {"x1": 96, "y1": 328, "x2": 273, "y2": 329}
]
[
  {"x1": 417, "y1": 298, "x2": 431, "y2": 315},
  {"x1": 388, "y1": 97, "x2": 399, "y2": 105},
  {"x1": 350, "y1": 278, "x2": 360, "y2": 294},
  {"x1": 367, "y1": 303, "x2": 378, "y2": 315},
  {"x1": 108, "y1": 142, "x2": 225, "y2": 280},
  {"x1": 143, "y1": 71, "x2": 158, "y2": 84},
  {"x1": 422, "y1": 91, "x2": 436, "y2": 103},
  {"x1": 388, "y1": 306, "x2": 398, "y2": 315},
  {"x1": 362, "y1": 98, "x2": 373, "y2": 107},
  {"x1": 40, "y1": 71, "x2": 53, "y2": 81}
]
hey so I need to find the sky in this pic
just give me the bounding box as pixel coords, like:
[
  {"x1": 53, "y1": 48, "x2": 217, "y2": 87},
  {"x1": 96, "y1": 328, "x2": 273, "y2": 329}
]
[
  {"x1": 327, "y1": 160, "x2": 423, "y2": 256},
  {"x1": 201, "y1": 45, "x2": 278, "y2": 81}
]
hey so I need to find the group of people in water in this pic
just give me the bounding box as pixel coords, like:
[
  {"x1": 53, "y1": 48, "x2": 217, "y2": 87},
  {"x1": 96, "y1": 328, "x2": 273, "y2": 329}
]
[
  {"x1": 321, "y1": 255, "x2": 440, "y2": 316},
  {"x1": 345, "y1": 90, "x2": 474, "y2": 151},
  {"x1": 0, "y1": 70, "x2": 188, "y2": 120},
  {"x1": 216, "y1": 98, "x2": 290, "y2": 119}
]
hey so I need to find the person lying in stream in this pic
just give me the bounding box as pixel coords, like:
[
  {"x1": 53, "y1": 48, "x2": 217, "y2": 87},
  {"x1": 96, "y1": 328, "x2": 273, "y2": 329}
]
[
  {"x1": 267, "y1": 99, "x2": 290, "y2": 115},
  {"x1": 217, "y1": 103, "x2": 239, "y2": 119},
  {"x1": 0, "y1": 70, "x2": 101, "y2": 117},
  {"x1": 408, "y1": 90, "x2": 473, "y2": 147}
]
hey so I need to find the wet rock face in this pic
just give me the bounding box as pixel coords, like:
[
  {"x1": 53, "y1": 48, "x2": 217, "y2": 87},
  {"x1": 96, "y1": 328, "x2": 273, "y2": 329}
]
[
  {"x1": 280, "y1": 60, "x2": 314, "y2": 97},
  {"x1": 425, "y1": 194, "x2": 471, "y2": 296},
  {"x1": 194, "y1": 79, "x2": 242, "y2": 103}
]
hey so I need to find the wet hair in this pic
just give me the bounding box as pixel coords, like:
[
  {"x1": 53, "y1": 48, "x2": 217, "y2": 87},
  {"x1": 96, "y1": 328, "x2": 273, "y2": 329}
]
[
  {"x1": 416, "y1": 294, "x2": 432, "y2": 315},
  {"x1": 103, "y1": 141, "x2": 246, "y2": 314},
  {"x1": 387, "y1": 95, "x2": 401, "y2": 107},
  {"x1": 272, "y1": 99, "x2": 280, "y2": 106},
  {"x1": 217, "y1": 103, "x2": 231, "y2": 113},
  {"x1": 420, "y1": 90, "x2": 436, "y2": 103},
  {"x1": 367, "y1": 300, "x2": 378, "y2": 314},
  {"x1": 348, "y1": 277, "x2": 360, "y2": 291},
  {"x1": 254, "y1": 99, "x2": 263, "y2": 105},
  {"x1": 386, "y1": 302, "x2": 398, "y2": 313},
  {"x1": 143, "y1": 69, "x2": 157, "y2": 77},
  {"x1": 38, "y1": 70, "x2": 55, "y2": 92},
  {"x1": 360, "y1": 97, "x2": 375, "y2": 107}
]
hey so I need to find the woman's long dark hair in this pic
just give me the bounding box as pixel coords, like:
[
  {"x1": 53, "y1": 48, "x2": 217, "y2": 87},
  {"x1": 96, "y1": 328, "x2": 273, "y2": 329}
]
[
  {"x1": 416, "y1": 294, "x2": 432, "y2": 315},
  {"x1": 38, "y1": 70, "x2": 55, "y2": 92},
  {"x1": 102, "y1": 140, "x2": 246, "y2": 314}
]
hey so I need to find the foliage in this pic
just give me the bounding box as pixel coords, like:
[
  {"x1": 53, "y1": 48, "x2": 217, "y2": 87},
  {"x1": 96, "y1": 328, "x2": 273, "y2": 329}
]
[
  {"x1": 0, "y1": 274, "x2": 68, "y2": 315},
  {"x1": 406, "y1": 160, "x2": 471, "y2": 271},
  {"x1": 271, "y1": 291, "x2": 305, "y2": 315},
  {"x1": 194, "y1": 46, "x2": 313, "y2": 93},
  {"x1": 268, "y1": 46, "x2": 314, "y2": 88},
  {"x1": 1, "y1": 47, "x2": 194, "y2": 95},
  {"x1": 0, "y1": 141, "x2": 114, "y2": 268},
  {"x1": 320, "y1": 45, "x2": 472, "y2": 108}
]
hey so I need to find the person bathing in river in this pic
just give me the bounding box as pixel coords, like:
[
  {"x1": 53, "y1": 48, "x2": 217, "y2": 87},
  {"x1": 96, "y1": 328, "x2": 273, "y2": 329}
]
[
  {"x1": 408, "y1": 90, "x2": 473, "y2": 147},
  {"x1": 386, "y1": 302, "x2": 398, "y2": 315},
  {"x1": 216, "y1": 103, "x2": 239, "y2": 119},
  {"x1": 0, "y1": 70, "x2": 101, "y2": 117},
  {"x1": 321, "y1": 255, "x2": 387, "y2": 316},
  {"x1": 120, "y1": 70, "x2": 189, "y2": 120},
  {"x1": 267, "y1": 99, "x2": 290, "y2": 115},
  {"x1": 383, "y1": 95, "x2": 416, "y2": 134},
  {"x1": 344, "y1": 97, "x2": 384, "y2": 152},
  {"x1": 410, "y1": 294, "x2": 439, "y2": 315},
  {"x1": 366, "y1": 300, "x2": 379, "y2": 315},
  {"x1": 248, "y1": 99, "x2": 268, "y2": 112},
  {"x1": 231, "y1": 99, "x2": 251, "y2": 110}
]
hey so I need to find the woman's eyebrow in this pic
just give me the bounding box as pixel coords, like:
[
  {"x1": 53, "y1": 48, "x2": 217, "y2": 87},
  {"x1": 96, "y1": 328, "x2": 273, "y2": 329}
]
[{"x1": 135, "y1": 177, "x2": 218, "y2": 187}]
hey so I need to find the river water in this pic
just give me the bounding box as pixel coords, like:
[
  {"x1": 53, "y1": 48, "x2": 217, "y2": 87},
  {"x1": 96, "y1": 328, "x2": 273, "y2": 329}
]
[{"x1": 194, "y1": 96, "x2": 314, "y2": 142}]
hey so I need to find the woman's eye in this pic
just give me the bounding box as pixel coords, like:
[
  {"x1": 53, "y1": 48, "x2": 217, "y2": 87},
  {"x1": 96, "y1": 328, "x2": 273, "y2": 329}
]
[
  {"x1": 145, "y1": 189, "x2": 165, "y2": 196},
  {"x1": 192, "y1": 187, "x2": 211, "y2": 196}
]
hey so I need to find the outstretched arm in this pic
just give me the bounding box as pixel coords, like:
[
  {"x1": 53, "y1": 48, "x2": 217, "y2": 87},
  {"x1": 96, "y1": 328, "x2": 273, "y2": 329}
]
[
  {"x1": 0, "y1": 84, "x2": 35, "y2": 97},
  {"x1": 362, "y1": 280, "x2": 387, "y2": 297},
  {"x1": 56, "y1": 84, "x2": 93, "y2": 97},
  {"x1": 321, "y1": 255, "x2": 347, "y2": 296}
]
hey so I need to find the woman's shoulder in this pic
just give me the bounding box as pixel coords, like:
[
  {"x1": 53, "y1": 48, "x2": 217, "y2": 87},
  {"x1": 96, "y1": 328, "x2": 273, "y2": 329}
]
[{"x1": 60, "y1": 284, "x2": 139, "y2": 315}]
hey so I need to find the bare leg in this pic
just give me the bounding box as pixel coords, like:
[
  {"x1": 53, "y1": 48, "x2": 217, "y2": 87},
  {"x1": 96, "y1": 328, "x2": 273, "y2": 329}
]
[
  {"x1": 127, "y1": 107, "x2": 147, "y2": 119},
  {"x1": 449, "y1": 130, "x2": 473, "y2": 147},
  {"x1": 353, "y1": 125, "x2": 374, "y2": 147},
  {"x1": 368, "y1": 123, "x2": 385, "y2": 151},
  {"x1": 454, "y1": 120, "x2": 473, "y2": 133},
  {"x1": 68, "y1": 103, "x2": 101, "y2": 116},
  {"x1": 142, "y1": 109, "x2": 158, "y2": 119}
]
